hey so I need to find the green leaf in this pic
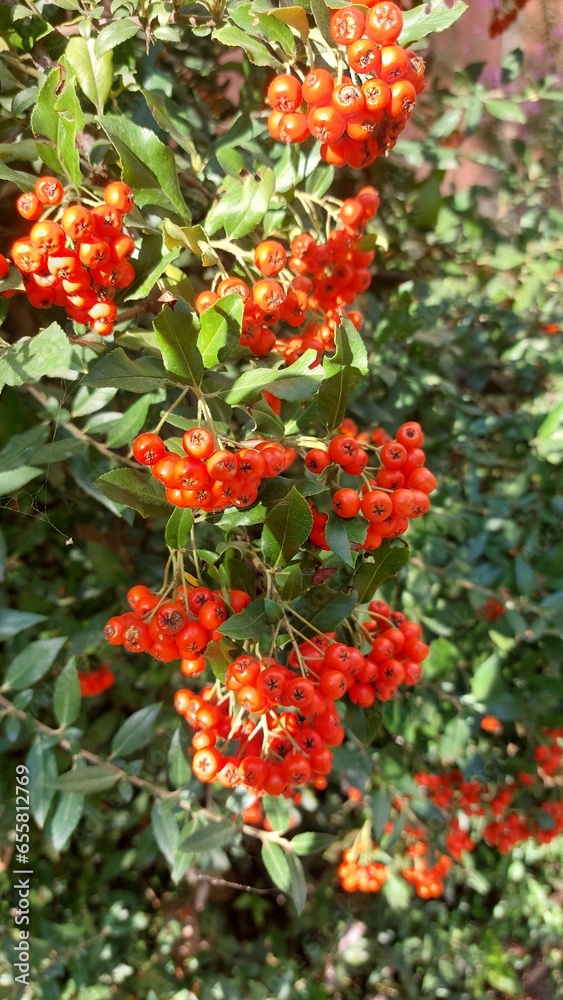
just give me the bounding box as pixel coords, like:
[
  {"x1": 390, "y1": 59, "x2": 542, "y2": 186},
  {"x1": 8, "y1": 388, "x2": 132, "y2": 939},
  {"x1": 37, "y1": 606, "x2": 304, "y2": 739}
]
[
  {"x1": 124, "y1": 233, "x2": 179, "y2": 302},
  {"x1": 179, "y1": 817, "x2": 237, "y2": 853},
  {"x1": 168, "y1": 725, "x2": 192, "y2": 788},
  {"x1": 290, "y1": 832, "x2": 335, "y2": 856},
  {"x1": 50, "y1": 790, "x2": 84, "y2": 852},
  {"x1": 262, "y1": 487, "x2": 313, "y2": 567},
  {"x1": 251, "y1": 398, "x2": 285, "y2": 438},
  {"x1": 95, "y1": 18, "x2": 139, "y2": 56},
  {"x1": 162, "y1": 220, "x2": 217, "y2": 265},
  {"x1": 371, "y1": 789, "x2": 393, "y2": 841},
  {"x1": 0, "y1": 609, "x2": 46, "y2": 640},
  {"x1": 0, "y1": 162, "x2": 36, "y2": 192},
  {"x1": 83, "y1": 348, "x2": 172, "y2": 393},
  {"x1": 198, "y1": 295, "x2": 243, "y2": 368},
  {"x1": 471, "y1": 653, "x2": 502, "y2": 701},
  {"x1": 206, "y1": 169, "x2": 276, "y2": 239},
  {"x1": 5, "y1": 637, "x2": 67, "y2": 691},
  {"x1": 399, "y1": 0, "x2": 468, "y2": 47},
  {"x1": 353, "y1": 542, "x2": 410, "y2": 605},
  {"x1": 111, "y1": 703, "x2": 162, "y2": 757},
  {"x1": 484, "y1": 99, "x2": 526, "y2": 124},
  {"x1": 212, "y1": 24, "x2": 281, "y2": 68},
  {"x1": 0, "y1": 267, "x2": 25, "y2": 293},
  {"x1": 65, "y1": 37, "x2": 112, "y2": 114},
  {"x1": 27, "y1": 737, "x2": 58, "y2": 829},
  {"x1": 309, "y1": 0, "x2": 333, "y2": 45},
  {"x1": 286, "y1": 851, "x2": 307, "y2": 914},
  {"x1": 56, "y1": 765, "x2": 119, "y2": 794},
  {"x1": 290, "y1": 585, "x2": 358, "y2": 634},
  {"x1": 30, "y1": 64, "x2": 84, "y2": 185},
  {"x1": 318, "y1": 319, "x2": 368, "y2": 431},
  {"x1": 439, "y1": 717, "x2": 470, "y2": 764},
  {"x1": 165, "y1": 508, "x2": 194, "y2": 549},
  {"x1": 263, "y1": 795, "x2": 291, "y2": 834},
  {"x1": 224, "y1": 350, "x2": 324, "y2": 405},
  {"x1": 95, "y1": 468, "x2": 170, "y2": 518},
  {"x1": 324, "y1": 514, "x2": 364, "y2": 568},
  {"x1": 106, "y1": 390, "x2": 167, "y2": 449},
  {"x1": 54, "y1": 658, "x2": 81, "y2": 727},
  {"x1": 0, "y1": 466, "x2": 43, "y2": 495},
  {"x1": 217, "y1": 503, "x2": 267, "y2": 529},
  {"x1": 151, "y1": 800, "x2": 180, "y2": 866},
  {"x1": 346, "y1": 702, "x2": 383, "y2": 746},
  {"x1": 98, "y1": 115, "x2": 191, "y2": 222},
  {"x1": 0, "y1": 322, "x2": 74, "y2": 392},
  {"x1": 154, "y1": 301, "x2": 204, "y2": 386},
  {"x1": 228, "y1": 4, "x2": 295, "y2": 58},
  {"x1": 280, "y1": 565, "x2": 303, "y2": 602},
  {"x1": 261, "y1": 840, "x2": 291, "y2": 894},
  {"x1": 218, "y1": 598, "x2": 283, "y2": 640}
]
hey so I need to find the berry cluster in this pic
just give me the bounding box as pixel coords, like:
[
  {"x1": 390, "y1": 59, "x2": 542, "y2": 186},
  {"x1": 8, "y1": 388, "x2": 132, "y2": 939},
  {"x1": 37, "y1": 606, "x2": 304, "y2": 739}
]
[
  {"x1": 104, "y1": 583, "x2": 241, "y2": 664},
  {"x1": 266, "y1": 2, "x2": 424, "y2": 168},
  {"x1": 77, "y1": 662, "x2": 115, "y2": 697},
  {"x1": 307, "y1": 419, "x2": 437, "y2": 551},
  {"x1": 534, "y1": 727, "x2": 563, "y2": 777},
  {"x1": 489, "y1": 0, "x2": 530, "y2": 37},
  {"x1": 337, "y1": 844, "x2": 387, "y2": 893},
  {"x1": 132, "y1": 427, "x2": 296, "y2": 513},
  {"x1": 402, "y1": 849, "x2": 452, "y2": 899},
  {"x1": 175, "y1": 636, "x2": 349, "y2": 796},
  {"x1": 195, "y1": 187, "x2": 378, "y2": 360},
  {"x1": 2, "y1": 177, "x2": 135, "y2": 336},
  {"x1": 288, "y1": 602, "x2": 428, "y2": 710}
]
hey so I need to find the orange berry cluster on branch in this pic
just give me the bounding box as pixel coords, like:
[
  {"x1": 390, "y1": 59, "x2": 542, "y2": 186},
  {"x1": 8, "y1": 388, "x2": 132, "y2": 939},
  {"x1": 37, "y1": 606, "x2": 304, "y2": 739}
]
[
  {"x1": 266, "y1": 2, "x2": 424, "y2": 168},
  {"x1": 338, "y1": 845, "x2": 388, "y2": 892},
  {"x1": 175, "y1": 633, "x2": 351, "y2": 796},
  {"x1": 132, "y1": 427, "x2": 296, "y2": 513},
  {"x1": 104, "y1": 583, "x2": 242, "y2": 664},
  {"x1": 3, "y1": 177, "x2": 135, "y2": 337},
  {"x1": 77, "y1": 662, "x2": 115, "y2": 697},
  {"x1": 195, "y1": 187, "x2": 378, "y2": 361},
  {"x1": 307, "y1": 420, "x2": 437, "y2": 551}
]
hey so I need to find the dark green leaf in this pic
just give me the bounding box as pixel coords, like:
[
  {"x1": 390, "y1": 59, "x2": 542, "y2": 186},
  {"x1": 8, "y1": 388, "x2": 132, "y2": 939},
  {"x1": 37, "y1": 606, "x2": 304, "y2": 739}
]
[
  {"x1": 95, "y1": 468, "x2": 170, "y2": 518},
  {"x1": 218, "y1": 599, "x2": 283, "y2": 640},
  {"x1": 261, "y1": 840, "x2": 291, "y2": 894},
  {"x1": 5, "y1": 637, "x2": 67, "y2": 691},
  {"x1": 168, "y1": 725, "x2": 192, "y2": 788},
  {"x1": 346, "y1": 701, "x2": 383, "y2": 746},
  {"x1": 27, "y1": 737, "x2": 58, "y2": 828},
  {"x1": 179, "y1": 817, "x2": 237, "y2": 853},
  {"x1": 212, "y1": 24, "x2": 281, "y2": 68},
  {"x1": 151, "y1": 800, "x2": 180, "y2": 866},
  {"x1": 290, "y1": 585, "x2": 358, "y2": 634},
  {"x1": 54, "y1": 658, "x2": 81, "y2": 727},
  {"x1": 286, "y1": 851, "x2": 307, "y2": 914},
  {"x1": 309, "y1": 0, "x2": 333, "y2": 45},
  {"x1": 56, "y1": 765, "x2": 119, "y2": 794},
  {"x1": 154, "y1": 301, "x2": 204, "y2": 386},
  {"x1": 84, "y1": 348, "x2": 172, "y2": 393},
  {"x1": 98, "y1": 115, "x2": 191, "y2": 221},
  {"x1": 223, "y1": 350, "x2": 324, "y2": 405},
  {"x1": 0, "y1": 609, "x2": 46, "y2": 640},
  {"x1": 106, "y1": 390, "x2": 167, "y2": 449},
  {"x1": 111, "y1": 703, "x2": 162, "y2": 757},
  {"x1": 262, "y1": 487, "x2": 313, "y2": 567},
  {"x1": 291, "y1": 832, "x2": 335, "y2": 856},
  {"x1": 50, "y1": 790, "x2": 84, "y2": 851},
  {"x1": 371, "y1": 789, "x2": 393, "y2": 841},
  {"x1": 353, "y1": 542, "x2": 410, "y2": 604}
]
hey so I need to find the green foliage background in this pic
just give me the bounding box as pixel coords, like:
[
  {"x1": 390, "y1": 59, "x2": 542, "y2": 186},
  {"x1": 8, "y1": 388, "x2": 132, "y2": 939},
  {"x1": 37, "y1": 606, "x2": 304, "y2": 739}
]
[{"x1": 0, "y1": 1, "x2": 562, "y2": 998}]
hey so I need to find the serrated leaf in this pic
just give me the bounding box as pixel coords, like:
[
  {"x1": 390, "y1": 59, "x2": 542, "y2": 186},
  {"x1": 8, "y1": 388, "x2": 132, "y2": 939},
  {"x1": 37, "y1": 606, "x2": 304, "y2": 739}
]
[
  {"x1": 218, "y1": 599, "x2": 283, "y2": 640},
  {"x1": 5, "y1": 637, "x2": 67, "y2": 691},
  {"x1": 95, "y1": 468, "x2": 170, "y2": 518},
  {"x1": 30, "y1": 63, "x2": 84, "y2": 184},
  {"x1": 54, "y1": 658, "x2": 81, "y2": 727},
  {"x1": 165, "y1": 507, "x2": 194, "y2": 549},
  {"x1": 84, "y1": 347, "x2": 172, "y2": 393},
  {"x1": 223, "y1": 350, "x2": 324, "y2": 405},
  {"x1": 206, "y1": 169, "x2": 276, "y2": 239},
  {"x1": 27, "y1": 737, "x2": 58, "y2": 829},
  {"x1": 154, "y1": 301, "x2": 203, "y2": 386},
  {"x1": 198, "y1": 295, "x2": 243, "y2": 368},
  {"x1": 50, "y1": 790, "x2": 84, "y2": 852},
  {"x1": 65, "y1": 37, "x2": 112, "y2": 114},
  {"x1": 0, "y1": 322, "x2": 74, "y2": 392},
  {"x1": 353, "y1": 542, "x2": 410, "y2": 605},
  {"x1": 56, "y1": 765, "x2": 119, "y2": 794},
  {"x1": 151, "y1": 800, "x2": 179, "y2": 866},
  {"x1": 95, "y1": 18, "x2": 139, "y2": 55},
  {"x1": 98, "y1": 115, "x2": 191, "y2": 221},
  {"x1": 213, "y1": 24, "x2": 281, "y2": 68},
  {"x1": 262, "y1": 487, "x2": 313, "y2": 567},
  {"x1": 111, "y1": 703, "x2": 162, "y2": 757},
  {"x1": 399, "y1": 0, "x2": 468, "y2": 47},
  {"x1": 0, "y1": 609, "x2": 46, "y2": 640},
  {"x1": 179, "y1": 817, "x2": 237, "y2": 853},
  {"x1": 290, "y1": 832, "x2": 335, "y2": 856}
]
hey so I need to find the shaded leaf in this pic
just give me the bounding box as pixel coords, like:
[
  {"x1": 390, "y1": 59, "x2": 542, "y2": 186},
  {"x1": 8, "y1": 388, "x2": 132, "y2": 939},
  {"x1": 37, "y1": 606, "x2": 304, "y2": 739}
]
[
  {"x1": 223, "y1": 350, "x2": 324, "y2": 405},
  {"x1": 84, "y1": 348, "x2": 172, "y2": 393},
  {"x1": 95, "y1": 468, "x2": 170, "y2": 518},
  {"x1": 154, "y1": 301, "x2": 203, "y2": 386},
  {"x1": 27, "y1": 737, "x2": 58, "y2": 829},
  {"x1": 353, "y1": 542, "x2": 410, "y2": 604},
  {"x1": 50, "y1": 790, "x2": 84, "y2": 852},
  {"x1": 111, "y1": 703, "x2": 162, "y2": 757},
  {"x1": 151, "y1": 800, "x2": 180, "y2": 866},
  {"x1": 56, "y1": 765, "x2": 119, "y2": 794},
  {"x1": 5, "y1": 637, "x2": 67, "y2": 691},
  {"x1": 54, "y1": 658, "x2": 81, "y2": 727},
  {"x1": 262, "y1": 488, "x2": 313, "y2": 567}
]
